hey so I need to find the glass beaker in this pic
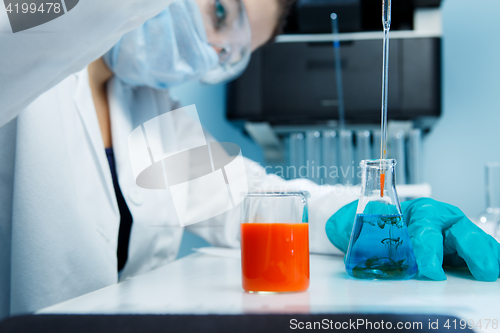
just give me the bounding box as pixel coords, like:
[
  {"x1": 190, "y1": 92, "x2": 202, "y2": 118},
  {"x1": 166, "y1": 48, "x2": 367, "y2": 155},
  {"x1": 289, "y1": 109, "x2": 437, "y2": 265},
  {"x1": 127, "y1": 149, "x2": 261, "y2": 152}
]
[
  {"x1": 345, "y1": 159, "x2": 417, "y2": 279},
  {"x1": 240, "y1": 192, "x2": 310, "y2": 293}
]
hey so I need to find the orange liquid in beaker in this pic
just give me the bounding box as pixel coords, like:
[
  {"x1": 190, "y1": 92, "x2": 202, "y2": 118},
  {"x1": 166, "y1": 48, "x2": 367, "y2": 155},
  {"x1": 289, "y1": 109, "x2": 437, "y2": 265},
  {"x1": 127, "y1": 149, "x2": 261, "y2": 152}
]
[{"x1": 241, "y1": 223, "x2": 309, "y2": 293}]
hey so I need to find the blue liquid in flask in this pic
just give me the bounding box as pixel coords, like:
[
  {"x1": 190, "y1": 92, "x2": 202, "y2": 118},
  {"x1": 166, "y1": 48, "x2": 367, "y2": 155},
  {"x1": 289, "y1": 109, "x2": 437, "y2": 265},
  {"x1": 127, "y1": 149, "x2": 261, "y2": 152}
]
[{"x1": 345, "y1": 213, "x2": 417, "y2": 279}]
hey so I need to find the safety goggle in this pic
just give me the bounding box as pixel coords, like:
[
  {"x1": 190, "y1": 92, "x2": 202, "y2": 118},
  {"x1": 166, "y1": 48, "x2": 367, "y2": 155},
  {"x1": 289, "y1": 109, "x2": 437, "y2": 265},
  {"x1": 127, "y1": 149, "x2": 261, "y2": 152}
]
[{"x1": 199, "y1": 0, "x2": 252, "y2": 84}]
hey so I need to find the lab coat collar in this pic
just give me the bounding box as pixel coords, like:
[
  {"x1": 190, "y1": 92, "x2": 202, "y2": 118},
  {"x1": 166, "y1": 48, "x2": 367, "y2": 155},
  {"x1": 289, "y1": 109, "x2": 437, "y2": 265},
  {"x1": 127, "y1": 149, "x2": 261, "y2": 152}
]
[{"x1": 74, "y1": 69, "x2": 118, "y2": 215}]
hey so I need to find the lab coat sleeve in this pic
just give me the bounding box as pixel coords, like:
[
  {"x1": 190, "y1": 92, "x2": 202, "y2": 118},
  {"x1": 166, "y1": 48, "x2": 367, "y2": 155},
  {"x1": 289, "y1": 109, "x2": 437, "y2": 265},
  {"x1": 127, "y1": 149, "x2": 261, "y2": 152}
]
[
  {"x1": 0, "y1": 0, "x2": 177, "y2": 127},
  {"x1": 187, "y1": 156, "x2": 360, "y2": 254}
]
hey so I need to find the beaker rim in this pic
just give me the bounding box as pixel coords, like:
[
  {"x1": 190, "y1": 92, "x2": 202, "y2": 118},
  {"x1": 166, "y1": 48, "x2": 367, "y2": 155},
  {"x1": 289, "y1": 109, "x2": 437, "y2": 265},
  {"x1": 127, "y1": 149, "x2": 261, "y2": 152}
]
[
  {"x1": 360, "y1": 159, "x2": 397, "y2": 168},
  {"x1": 243, "y1": 191, "x2": 310, "y2": 199}
]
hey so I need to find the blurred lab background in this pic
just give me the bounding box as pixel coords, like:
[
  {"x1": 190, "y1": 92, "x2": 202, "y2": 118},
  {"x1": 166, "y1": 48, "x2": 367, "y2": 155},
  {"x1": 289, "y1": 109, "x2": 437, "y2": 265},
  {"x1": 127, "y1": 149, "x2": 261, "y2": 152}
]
[{"x1": 172, "y1": 0, "x2": 500, "y2": 257}]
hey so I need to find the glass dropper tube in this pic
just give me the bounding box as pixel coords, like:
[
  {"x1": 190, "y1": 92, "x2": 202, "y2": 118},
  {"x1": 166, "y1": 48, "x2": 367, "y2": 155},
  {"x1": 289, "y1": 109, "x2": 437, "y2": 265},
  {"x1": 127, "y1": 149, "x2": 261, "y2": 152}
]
[
  {"x1": 379, "y1": 0, "x2": 391, "y2": 196},
  {"x1": 331, "y1": 13, "x2": 345, "y2": 131}
]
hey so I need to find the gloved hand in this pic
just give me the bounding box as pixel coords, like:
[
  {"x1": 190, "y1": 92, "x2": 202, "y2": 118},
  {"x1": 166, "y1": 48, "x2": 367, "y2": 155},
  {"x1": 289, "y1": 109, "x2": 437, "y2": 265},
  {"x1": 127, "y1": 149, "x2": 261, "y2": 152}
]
[{"x1": 325, "y1": 198, "x2": 500, "y2": 281}]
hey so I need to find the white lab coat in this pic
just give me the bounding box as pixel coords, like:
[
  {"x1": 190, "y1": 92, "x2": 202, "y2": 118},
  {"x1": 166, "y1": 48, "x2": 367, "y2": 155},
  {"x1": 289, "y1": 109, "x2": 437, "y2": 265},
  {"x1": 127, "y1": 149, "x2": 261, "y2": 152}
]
[
  {"x1": 0, "y1": 0, "x2": 357, "y2": 321},
  {"x1": 0, "y1": 0, "x2": 176, "y2": 319}
]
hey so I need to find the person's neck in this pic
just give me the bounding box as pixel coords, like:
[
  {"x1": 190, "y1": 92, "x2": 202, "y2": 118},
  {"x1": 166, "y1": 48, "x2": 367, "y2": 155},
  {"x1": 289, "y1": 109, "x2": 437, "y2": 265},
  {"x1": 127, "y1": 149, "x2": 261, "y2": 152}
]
[{"x1": 88, "y1": 58, "x2": 114, "y2": 149}]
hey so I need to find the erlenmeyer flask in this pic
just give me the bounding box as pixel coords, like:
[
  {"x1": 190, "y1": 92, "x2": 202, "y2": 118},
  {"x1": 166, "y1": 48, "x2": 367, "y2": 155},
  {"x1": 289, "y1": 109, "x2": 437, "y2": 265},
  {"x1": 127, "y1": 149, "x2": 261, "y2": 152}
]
[{"x1": 345, "y1": 159, "x2": 417, "y2": 279}]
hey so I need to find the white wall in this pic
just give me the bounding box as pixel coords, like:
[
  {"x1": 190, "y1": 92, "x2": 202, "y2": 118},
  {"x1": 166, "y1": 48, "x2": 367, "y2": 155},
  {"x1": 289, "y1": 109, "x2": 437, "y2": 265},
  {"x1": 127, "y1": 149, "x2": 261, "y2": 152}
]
[{"x1": 423, "y1": 0, "x2": 500, "y2": 217}]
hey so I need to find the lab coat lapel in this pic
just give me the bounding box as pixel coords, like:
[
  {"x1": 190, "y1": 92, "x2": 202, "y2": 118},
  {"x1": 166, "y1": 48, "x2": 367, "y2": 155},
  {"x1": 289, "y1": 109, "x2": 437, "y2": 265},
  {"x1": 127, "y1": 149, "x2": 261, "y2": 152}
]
[
  {"x1": 108, "y1": 79, "x2": 186, "y2": 278},
  {"x1": 74, "y1": 70, "x2": 118, "y2": 214}
]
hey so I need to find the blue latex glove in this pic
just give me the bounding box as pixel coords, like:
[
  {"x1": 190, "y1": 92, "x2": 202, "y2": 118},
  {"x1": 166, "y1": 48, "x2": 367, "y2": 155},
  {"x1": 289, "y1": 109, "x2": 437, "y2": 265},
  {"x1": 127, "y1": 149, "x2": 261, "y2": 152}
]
[{"x1": 325, "y1": 198, "x2": 500, "y2": 281}]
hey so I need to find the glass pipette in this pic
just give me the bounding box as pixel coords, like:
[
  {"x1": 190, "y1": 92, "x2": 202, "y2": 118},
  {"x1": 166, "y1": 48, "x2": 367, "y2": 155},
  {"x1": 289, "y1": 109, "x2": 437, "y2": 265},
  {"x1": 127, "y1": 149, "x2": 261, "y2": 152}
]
[
  {"x1": 330, "y1": 13, "x2": 345, "y2": 131},
  {"x1": 379, "y1": 0, "x2": 391, "y2": 197}
]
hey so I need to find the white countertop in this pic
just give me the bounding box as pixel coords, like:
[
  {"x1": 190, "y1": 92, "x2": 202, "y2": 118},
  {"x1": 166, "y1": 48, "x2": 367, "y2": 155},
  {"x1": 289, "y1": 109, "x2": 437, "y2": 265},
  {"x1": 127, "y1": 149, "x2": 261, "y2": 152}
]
[{"x1": 40, "y1": 249, "x2": 500, "y2": 332}]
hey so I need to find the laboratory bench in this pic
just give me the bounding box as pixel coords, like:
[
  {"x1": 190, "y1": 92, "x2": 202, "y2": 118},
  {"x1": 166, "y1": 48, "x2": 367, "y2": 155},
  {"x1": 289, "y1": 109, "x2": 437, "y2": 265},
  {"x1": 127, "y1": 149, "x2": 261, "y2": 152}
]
[{"x1": 2, "y1": 249, "x2": 499, "y2": 333}]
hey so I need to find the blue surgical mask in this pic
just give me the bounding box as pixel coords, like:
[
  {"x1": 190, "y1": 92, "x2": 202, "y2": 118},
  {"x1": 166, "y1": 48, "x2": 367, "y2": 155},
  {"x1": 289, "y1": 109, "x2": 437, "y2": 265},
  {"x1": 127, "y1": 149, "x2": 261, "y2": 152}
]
[{"x1": 103, "y1": 0, "x2": 219, "y2": 90}]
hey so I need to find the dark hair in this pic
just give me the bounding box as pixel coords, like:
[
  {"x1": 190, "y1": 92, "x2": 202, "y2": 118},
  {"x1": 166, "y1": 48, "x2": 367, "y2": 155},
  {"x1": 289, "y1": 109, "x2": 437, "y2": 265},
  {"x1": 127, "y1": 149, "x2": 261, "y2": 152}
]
[{"x1": 269, "y1": 0, "x2": 296, "y2": 42}]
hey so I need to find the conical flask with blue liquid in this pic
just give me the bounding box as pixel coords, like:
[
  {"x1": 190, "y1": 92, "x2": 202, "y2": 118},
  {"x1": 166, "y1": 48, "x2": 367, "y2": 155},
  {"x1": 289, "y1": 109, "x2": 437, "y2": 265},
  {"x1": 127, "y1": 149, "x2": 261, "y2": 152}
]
[{"x1": 345, "y1": 159, "x2": 417, "y2": 279}]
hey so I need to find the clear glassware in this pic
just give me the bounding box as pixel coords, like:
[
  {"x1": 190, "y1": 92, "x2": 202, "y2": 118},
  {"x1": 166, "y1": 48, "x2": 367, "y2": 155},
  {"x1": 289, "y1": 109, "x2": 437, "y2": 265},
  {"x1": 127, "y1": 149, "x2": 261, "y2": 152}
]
[
  {"x1": 288, "y1": 133, "x2": 306, "y2": 180},
  {"x1": 240, "y1": 192, "x2": 310, "y2": 293},
  {"x1": 406, "y1": 129, "x2": 422, "y2": 184},
  {"x1": 356, "y1": 130, "x2": 371, "y2": 162},
  {"x1": 339, "y1": 130, "x2": 354, "y2": 185},
  {"x1": 356, "y1": 130, "x2": 371, "y2": 185},
  {"x1": 345, "y1": 159, "x2": 417, "y2": 279},
  {"x1": 322, "y1": 130, "x2": 338, "y2": 185},
  {"x1": 371, "y1": 130, "x2": 382, "y2": 159},
  {"x1": 390, "y1": 130, "x2": 406, "y2": 185},
  {"x1": 306, "y1": 130, "x2": 322, "y2": 184},
  {"x1": 476, "y1": 163, "x2": 500, "y2": 239}
]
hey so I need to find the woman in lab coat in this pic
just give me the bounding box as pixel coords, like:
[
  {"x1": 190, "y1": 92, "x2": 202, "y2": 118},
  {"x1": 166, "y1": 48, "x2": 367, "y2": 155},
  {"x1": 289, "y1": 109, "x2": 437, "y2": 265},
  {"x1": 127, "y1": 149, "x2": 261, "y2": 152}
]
[
  {"x1": 0, "y1": 0, "x2": 351, "y2": 318},
  {"x1": 1, "y1": 0, "x2": 498, "y2": 321}
]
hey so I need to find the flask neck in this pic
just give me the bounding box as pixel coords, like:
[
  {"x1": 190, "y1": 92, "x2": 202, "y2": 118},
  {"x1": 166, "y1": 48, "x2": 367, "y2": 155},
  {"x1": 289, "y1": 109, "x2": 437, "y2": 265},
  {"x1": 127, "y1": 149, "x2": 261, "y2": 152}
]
[{"x1": 358, "y1": 160, "x2": 402, "y2": 215}]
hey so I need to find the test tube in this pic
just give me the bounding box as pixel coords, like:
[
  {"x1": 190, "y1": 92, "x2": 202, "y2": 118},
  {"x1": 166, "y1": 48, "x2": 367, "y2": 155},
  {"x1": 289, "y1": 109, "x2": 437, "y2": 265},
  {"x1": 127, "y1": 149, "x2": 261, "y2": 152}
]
[
  {"x1": 406, "y1": 129, "x2": 422, "y2": 184},
  {"x1": 331, "y1": 13, "x2": 345, "y2": 131},
  {"x1": 372, "y1": 130, "x2": 382, "y2": 160},
  {"x1": 339, "y1": 130, "x2": 354, "y2": 185},
  {"x1": 390, "y1": 130, "x2": 406, "y2": 185},
  {"x1": 306, "y1": 131, "x2": 322, "y2": 184},
  {"x1": 485, "y1": 163, "x2": 500, "y2": 210},
  {"x1": 322, "y1": 130, "x2": 338, "y2": 185},
  {"x1": 289, "y1": 133, "x2": 306, "y2": 180},
  {"x1": 479, "y1": 163, "x2": 500, "y2": 239},
  {"x1": 356, "y1": 131, "x2": 371, "y2": 184}
]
